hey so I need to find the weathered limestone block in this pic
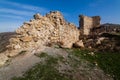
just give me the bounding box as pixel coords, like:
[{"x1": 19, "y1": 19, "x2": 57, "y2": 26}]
[
  {"x1": 9, "y1": 38, "x2": 20, "y2": 44},
  {"x1": 74, "y1": 40, "x2": 84, "y2": 48},
  {"x1": 96, "y1": 37, "x2": 105, "y2": 44},
  {"x1": 20, "y1": 36, "x2": 33, "y2": 42},
  {"x1": 34, "y1": 13, "x2": 42, "y2": 20},
  {"x1": 14, "y1": 44, "x2": 21, "y2": 49},
  {"x1": 23, "y1": 21, "x2": 30, "y2": 24},
  {"x1": 61, "y1": 43, "x2": 73, "y2": 48}
]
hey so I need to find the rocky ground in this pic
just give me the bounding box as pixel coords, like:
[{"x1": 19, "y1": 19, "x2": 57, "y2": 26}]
[
  {"x1": 0, "y1": 46, "x2": 113, "y2": 80},
  {"x1": 0, "y1": 45, "x2": 45, "y2": 80}
]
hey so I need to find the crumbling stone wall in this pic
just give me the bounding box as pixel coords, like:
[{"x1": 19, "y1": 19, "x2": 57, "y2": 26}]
[
  {"x1": 91, "y1": 25, "x2": 120, "y2": 35},
  {"x1": 92, "y1": 16, "x2": 101, "y2": 27},
  {"x1": 79, "y1": 15, "x2": 100, "y2": 35},
  {"x1": 6, "y1": 11, "x2": 80, "y2": 56}
]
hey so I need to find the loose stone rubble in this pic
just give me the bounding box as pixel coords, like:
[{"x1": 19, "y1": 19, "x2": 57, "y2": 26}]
[{"x1": 6, "y1": 11, "x2": 80, "y2": 57}]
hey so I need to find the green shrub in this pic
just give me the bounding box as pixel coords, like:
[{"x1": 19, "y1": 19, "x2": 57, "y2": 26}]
[{"x1": 37, "y1": 52, "x2": 48, "y2": 58}]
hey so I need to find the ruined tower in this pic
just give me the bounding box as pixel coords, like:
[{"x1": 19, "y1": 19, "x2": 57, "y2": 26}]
[{"x1": 79, "y1": 15, "x2": 101, "y2": 35}]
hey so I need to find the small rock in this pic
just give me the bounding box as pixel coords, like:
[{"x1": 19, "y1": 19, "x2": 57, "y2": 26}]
[
  {"x1": 34, "y1": 13, "x2": 42, "y2": 20},
  {"x1": 74, "y1": 40, "x2": 84, "y2": 48},
  {"x1": 20, "y1": 36, "x2": 33, "y2": 42}
]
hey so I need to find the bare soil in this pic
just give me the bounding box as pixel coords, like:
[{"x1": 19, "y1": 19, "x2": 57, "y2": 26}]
[{"x1": 0, "y1": 46, "x2": 113, "y2": 80}]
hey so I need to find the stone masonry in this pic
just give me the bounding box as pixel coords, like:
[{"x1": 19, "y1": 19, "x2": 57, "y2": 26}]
[
  {"x1": 1, "y1": 13, "x2": 101, "y2": 57},
  {"x1": 0, "y1": 13, "x2": 103, "y2": 58},
  {"x1": 5, "y1": 11, "x2": 80, "y2": 57},
  {"x1": 79, "y1": 15, "x2": 100, "y2": 35}
]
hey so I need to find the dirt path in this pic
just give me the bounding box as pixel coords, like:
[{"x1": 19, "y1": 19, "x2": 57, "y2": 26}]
[
  {"x1": 0, "y1": 47, "x2": 113, "y2": 80},
  {"x1": 0, "y1": 46, "x2": 68, "y2": 80},
  {"x1": 0, "y1": 46, "x2": 45, "y2": 80}
]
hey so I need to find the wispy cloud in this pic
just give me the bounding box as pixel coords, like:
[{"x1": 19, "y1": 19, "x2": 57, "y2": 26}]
[
  {"x1": 0, "y1": 1, "x2": 50, "y2": 18},
  {"x1": 0, "y1": 14, "x2": 23, "y2": 19},
  {"x1": 0, "y1": 1, "x2": 50, "y2": 32},
  {"x1": 0, "y1": 8, "x2": 35, "y2": 16},
  {"x1": 1, "y1": 1, "x2": 49, "y2": 13},
  {"x1": 0, "y1": 1, "x2": 70, "y2": 32}
]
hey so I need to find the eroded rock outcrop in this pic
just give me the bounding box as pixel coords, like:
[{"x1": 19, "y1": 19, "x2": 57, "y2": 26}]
[{"x1": 6, "y1": 11, "x2": 80, "y2": 57}]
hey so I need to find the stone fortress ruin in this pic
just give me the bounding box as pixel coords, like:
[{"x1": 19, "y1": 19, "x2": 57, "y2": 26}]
[
  {"x1": 79, "y1": 15, "x2": 101, "y2": 35},
  {"x1": 0, "y1": 11, "x2": 120, "y2": 65},
  {"x1": 79, "y1": 15, "x2": 120, "y2": 36}
]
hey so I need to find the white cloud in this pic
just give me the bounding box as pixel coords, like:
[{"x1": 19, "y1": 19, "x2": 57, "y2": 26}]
[
  {"x1": 0, "y1": 8, "x2": 35, "y2": 16},
  {"x1": 1, "y1": 1, "x2": 49, "y2": 13},
  {"x1": 0, "y1": 14, "x2": 24, "y2": 19},
  {"x1": 0, "y1": 1, "x2": 50, "y2": 32},
  {"x1": 0, "y1": 1, "x2": 70, "y2": 32},
  {"x1": 0, "y1": 1, "x2": 50, "y2": 18}
]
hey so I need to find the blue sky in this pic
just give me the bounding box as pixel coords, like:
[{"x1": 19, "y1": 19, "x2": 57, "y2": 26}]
[{"x1": 0, "y1": 0, "x2": 120, "y2": 32}]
